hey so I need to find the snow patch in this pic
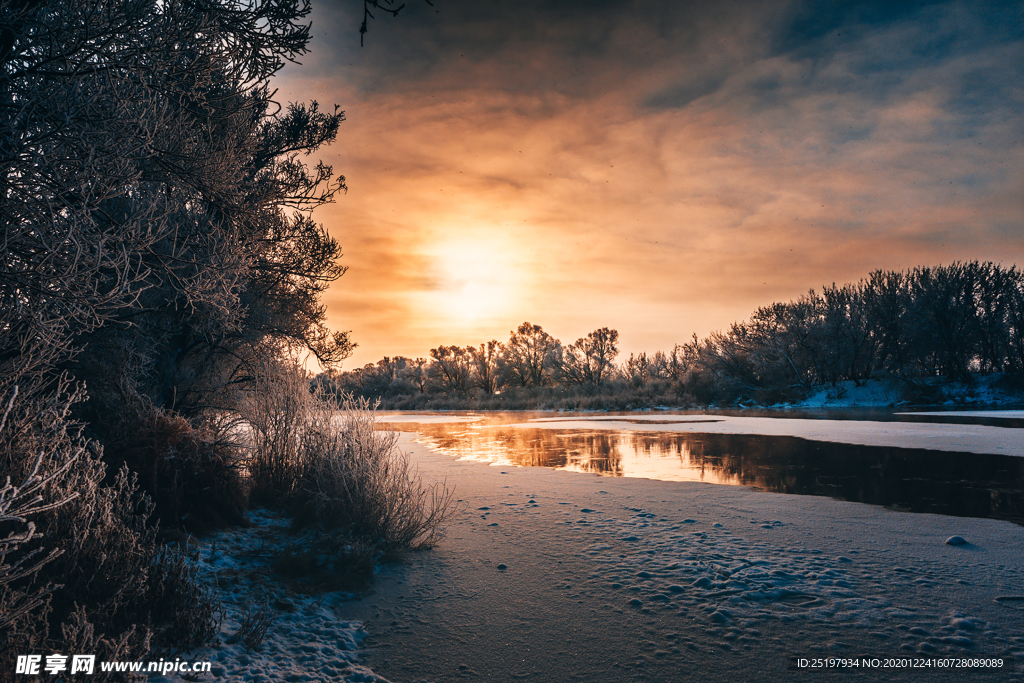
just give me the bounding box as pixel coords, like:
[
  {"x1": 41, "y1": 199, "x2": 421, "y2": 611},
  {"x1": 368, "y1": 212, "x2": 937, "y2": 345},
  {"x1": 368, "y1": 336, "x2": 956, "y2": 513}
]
[{"x1": 155, "y1": 509, "x2": 392, "y2": 683}]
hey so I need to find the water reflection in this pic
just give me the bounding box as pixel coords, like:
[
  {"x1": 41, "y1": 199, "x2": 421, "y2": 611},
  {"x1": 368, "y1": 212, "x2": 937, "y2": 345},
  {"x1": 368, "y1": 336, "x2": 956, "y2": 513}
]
[{"x1": 391, "y1": 417, "x2": 1024, "y2": 526}]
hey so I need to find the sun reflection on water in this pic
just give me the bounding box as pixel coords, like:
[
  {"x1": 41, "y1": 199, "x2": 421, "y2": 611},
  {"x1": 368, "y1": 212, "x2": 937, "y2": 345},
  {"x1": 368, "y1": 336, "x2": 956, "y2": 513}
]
[{"x1": 382, "y1": 413, "x2": 1024, "y2": 525}]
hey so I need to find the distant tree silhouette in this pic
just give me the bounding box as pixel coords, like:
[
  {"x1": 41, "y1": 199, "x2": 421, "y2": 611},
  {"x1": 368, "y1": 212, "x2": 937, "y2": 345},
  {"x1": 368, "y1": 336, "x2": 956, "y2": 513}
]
[
  {"x1": 558, "y1": 327, "x2": 619, "y2": 387},
  {"x1": 324, "y1": 262, "x2": 1023, "y2": 409},
  {"x1": 429, "y1": 345, "x2": 473, "y2": 394},
  {"x1": 471, "y1": 341, "x2": 502, "y2": 394},
  {"x1": 861, "y1": 269, "x2": 914, "y2": 377},
  {"x1": 623, "y1": 352, "x2": 652, "y2": 387},
  {"x1": 911, "y1": 263, "x2": 981, "y2": 383},
  {"x1": 401, "y1": 357, "x2": 431, "y2": 393},
  {"x1": 501, "y1": 322, "x2": 559, "y2": 387}
]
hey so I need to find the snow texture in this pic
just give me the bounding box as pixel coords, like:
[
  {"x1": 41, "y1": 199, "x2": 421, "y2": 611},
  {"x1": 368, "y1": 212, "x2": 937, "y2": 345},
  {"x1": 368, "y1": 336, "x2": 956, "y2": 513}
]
[
  {"x1": 338, "y1": 431, "x2": 1024, "y2": 682},
  {"x1": 159, "y1": 417, "x2": 1024, "y2": 682},
  {"x1": 156, "y1": 510, "x2": 393, "y2": 683},
  {"x1": 785, "y1": 376, "x2": 1023, "y2": 409}
]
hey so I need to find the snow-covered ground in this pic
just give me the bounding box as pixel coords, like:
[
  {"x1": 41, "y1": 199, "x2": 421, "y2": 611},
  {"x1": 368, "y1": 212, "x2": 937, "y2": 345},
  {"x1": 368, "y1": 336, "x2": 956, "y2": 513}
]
[
  {"x1": 343, "y1": 433, "x2": 1024, "y2": 682},
  {"x1": 786, "y1": 376, "x2": 1023, "y2": 409},
  {"x1": 791, "y1": 379, "x2": 907, "y2": 408},
  {"x1": 163, "y1": 415, "x2": 1024, "y2": 682},
  {"x1": 156, "y1": 509, "x2": 390, "y2": 683}
]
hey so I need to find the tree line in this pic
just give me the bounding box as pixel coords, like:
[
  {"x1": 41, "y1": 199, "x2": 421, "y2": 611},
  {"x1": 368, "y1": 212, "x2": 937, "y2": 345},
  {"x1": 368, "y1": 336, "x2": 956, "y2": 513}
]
[
  {"x1": 320, "y1": 261, "x2": 1024, "y2": 408},
  {"x1": 318, "y1": 323, "x2": 623, "y2": 404}
]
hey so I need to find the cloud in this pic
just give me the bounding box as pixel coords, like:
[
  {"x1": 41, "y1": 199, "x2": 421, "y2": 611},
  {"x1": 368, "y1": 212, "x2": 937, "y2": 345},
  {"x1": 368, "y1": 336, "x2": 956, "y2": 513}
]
[{"x1": 275, "y1": 0, "x2": 1024, "y2": 367}]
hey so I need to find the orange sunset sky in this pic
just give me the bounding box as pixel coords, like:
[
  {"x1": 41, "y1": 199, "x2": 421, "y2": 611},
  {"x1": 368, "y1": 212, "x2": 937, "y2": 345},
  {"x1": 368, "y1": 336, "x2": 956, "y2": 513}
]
[{"x1": 273, "y1": 0, "x2": 1024, "y2": 369}]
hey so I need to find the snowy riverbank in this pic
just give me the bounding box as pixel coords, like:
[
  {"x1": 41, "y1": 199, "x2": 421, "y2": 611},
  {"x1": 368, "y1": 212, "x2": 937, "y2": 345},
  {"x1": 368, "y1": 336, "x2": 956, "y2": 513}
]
[
  {"x1": 155, "y1": 508, "x2": 390, "y2": 683},
  {"x1": 163, "y1": 417, "x2": 1024, "y2": 682},
  {"x1": 781, "y1": 376, "x2": 1024, "y2": 410}
]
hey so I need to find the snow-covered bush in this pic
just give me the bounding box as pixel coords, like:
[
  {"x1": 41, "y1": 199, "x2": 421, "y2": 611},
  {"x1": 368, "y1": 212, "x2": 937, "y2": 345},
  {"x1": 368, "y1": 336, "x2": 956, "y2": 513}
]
[
  {"x1": 0, "y1": 393, "x2": 77, "y2": 642},
  {"x1": 0, "y1": 384, "x2": 219, "y2": 679},
  {"x1": 240, "y1": 360, "x2": 454, "y2": 559},
  {"x1": 295, "y1": 394, "x2": 455, "y2": 551},
  {"x1": 240, "y1": 359, "x2": 315, "y2": 504},
  {"x1": 109, "y1": 409, "x2": 248, "y2": 533}
]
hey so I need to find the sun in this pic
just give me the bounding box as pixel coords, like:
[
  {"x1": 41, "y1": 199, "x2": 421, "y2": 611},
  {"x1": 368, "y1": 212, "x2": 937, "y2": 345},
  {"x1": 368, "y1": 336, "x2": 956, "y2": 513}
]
[{"x1": 427, "y1": 238, "x2": 520, "y2": 326}]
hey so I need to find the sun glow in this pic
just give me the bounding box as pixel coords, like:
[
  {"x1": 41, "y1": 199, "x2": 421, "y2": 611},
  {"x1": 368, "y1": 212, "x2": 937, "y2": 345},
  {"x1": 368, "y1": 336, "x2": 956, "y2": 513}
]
[{"x1": 425, "y1": 237, "x2": 522, "y2": 327}]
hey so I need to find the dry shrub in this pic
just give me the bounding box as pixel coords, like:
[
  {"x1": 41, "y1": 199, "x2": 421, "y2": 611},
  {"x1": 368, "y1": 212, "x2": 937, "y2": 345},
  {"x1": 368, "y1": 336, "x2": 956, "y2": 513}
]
[
  {"x1": 240, "y1": 359, "x2": 314, "y2": 504},
  {"x1": 227, "y1": 598, "x2": 275, "y2": 651},
  {"x1": 239, "y1": 360, "x2": 455, "y2": 581},
  {"x1": 146, "y1": 545, "x2": 222, "y2": 652},
  {"x1": 293, "y1": 394, "x2": 455, "y2": 552},
  {"x1": 111, "y1": 409, "x2": 248, "y2": 533},
  {"x1": 37, "y1": 458, "x2": 220, "y2": 664},
  {"x1": 896, "y1": 377, "x2": 945, "y2": 405},
  {"x1": 59, "y1": 607, "x2": 152, "y2": 683},
  {"x1": 0, "y1": 390, "x2": 79, "y2": 654},
  {"x1": 272, "y1": 534, "x2": 376, "y2": 590},
  {"x1": 0, "y1": 384, "x2": 218, "y2": 681},
  {"x1": 1, "y1": 383, "x2": 94, "y2": 665}
]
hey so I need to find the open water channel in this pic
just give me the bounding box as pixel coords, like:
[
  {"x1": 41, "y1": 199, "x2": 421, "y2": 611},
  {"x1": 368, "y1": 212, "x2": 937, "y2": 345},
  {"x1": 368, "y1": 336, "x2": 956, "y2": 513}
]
[{"x1": 382, "y1": 409, "x2": 1024, "y2": 526}]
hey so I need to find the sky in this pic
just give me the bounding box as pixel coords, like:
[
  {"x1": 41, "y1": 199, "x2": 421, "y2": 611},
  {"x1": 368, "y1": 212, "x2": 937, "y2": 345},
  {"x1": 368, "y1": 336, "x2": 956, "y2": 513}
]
[{"x1": 273, "y1": 0, "x2": 1024, "y2": 369}]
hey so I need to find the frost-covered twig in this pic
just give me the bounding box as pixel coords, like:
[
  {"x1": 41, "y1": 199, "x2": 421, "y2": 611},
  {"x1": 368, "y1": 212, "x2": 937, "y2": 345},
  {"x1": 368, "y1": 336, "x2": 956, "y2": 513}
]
[
  {"x1": 229, "y1": 599, "x2": 276, "y2": 651},
  {"x1": 0, "y1": 387, "x2": 82, "y2": 629}
]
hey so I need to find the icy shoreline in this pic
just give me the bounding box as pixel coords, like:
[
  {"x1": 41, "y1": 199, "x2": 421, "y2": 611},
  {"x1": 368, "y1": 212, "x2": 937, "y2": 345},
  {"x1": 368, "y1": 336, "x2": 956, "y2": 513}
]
[
  {"x1": 162, "y1": 419, "x2": 1024, "y2": 682},
  {"x1": 343, "y1": 433, "x2": 1024, "y2": 682},
  {"x1": 781, "y1": 376, "x2": 1024, "y2": 410}
]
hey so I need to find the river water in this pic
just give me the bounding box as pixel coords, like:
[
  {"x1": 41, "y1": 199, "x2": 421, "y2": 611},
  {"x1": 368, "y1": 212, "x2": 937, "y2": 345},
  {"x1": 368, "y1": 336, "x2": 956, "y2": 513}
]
[{"x1": 382, "y1": 409, "x2": 1024, "y2": 526}]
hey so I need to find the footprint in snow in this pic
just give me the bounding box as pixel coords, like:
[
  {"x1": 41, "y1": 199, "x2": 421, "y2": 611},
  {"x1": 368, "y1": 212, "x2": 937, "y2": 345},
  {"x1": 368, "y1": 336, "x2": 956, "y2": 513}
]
[{"x1": 994, "y1": 596, "x2": 1024, "y2": 610}]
